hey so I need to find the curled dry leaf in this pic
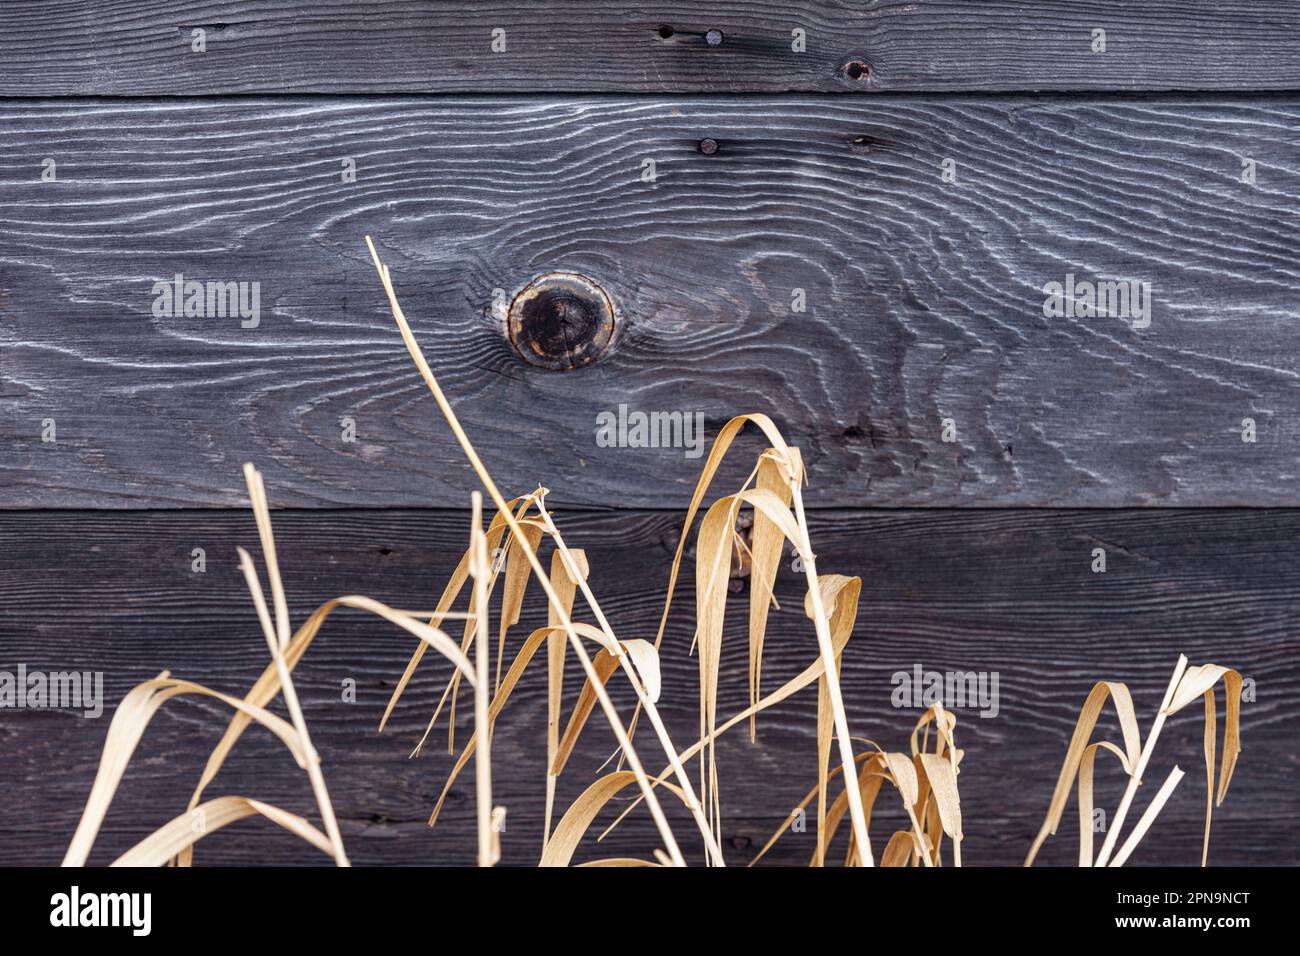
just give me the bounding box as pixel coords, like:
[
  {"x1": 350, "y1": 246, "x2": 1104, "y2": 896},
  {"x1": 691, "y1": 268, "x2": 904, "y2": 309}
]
[
  {"x1": 1027, "y1": 655, "x2": 1244, "y2": 868},
  {"x1": 113, "y1": 797, "x2": 334, "y2": 867}
]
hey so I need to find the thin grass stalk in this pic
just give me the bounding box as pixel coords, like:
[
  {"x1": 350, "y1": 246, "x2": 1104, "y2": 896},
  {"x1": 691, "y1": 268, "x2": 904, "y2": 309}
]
[
  {"x1": 1108, "y1": 766, "x2": 1186, "y2": 867},
  {"x1": 904, "y1": 804, "x2": 935, "y2": 867},
  {"x1": 408, "y1": 499, "x2": 534, "y2": 757},
  {"x1": 534, "y1": 502, "x2": 727, "y2": 866},
  {"x1": 932, "y1": 703, "x2": 963, "y2": 866},
  {"x1": 235, "y1": 558, "x2": 347, "y2": 866},
  {"x1": 365, "y1": 237, "x2": 692, "y2": 867},
  {"x1": 470, "y1": 492, "x2": 495, "y2": 866},
  {"x1": 597, "y1": 573, "x2": 860, "y2": 848},
  {"x1": 239, "y1": 465, "x2": 349, "y2": 866},
  {"x1": 949, "y1": 743, "x2": 962, "y2": 867},
  {"x1": 791, "y1": 481, "x2": 873, "y2": 866},
  {"x1": 542, "y1": 549, "x2": 579, "y2": 854},
  {"x1": 1093, "y1": 655, "x2": 1188, "y2": 867}
]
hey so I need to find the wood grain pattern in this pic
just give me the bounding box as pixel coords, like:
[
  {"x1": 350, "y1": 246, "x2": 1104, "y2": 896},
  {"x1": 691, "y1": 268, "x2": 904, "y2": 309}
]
[
  {"x1": 3, "y1": 2, "x2": 1300, "y2": 95},
  {"x1": 3, "y1": 96, "x2": 1298, "y2": 509},
  {"x1": 1, "y1": 508, "x2": 1295, "y2": 866}
]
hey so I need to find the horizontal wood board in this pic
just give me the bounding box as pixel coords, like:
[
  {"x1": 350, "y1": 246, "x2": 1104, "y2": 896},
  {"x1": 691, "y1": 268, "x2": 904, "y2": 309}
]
[
  {"x1": 2, "y1": 2, "x2": 1300, "y2": 95},
  {"x1": 3, "y1": 96, "x2": 1298, "y2": 509},
  {"x1": 1, "y1": 508, "x2": 1295, "y2": 866}
]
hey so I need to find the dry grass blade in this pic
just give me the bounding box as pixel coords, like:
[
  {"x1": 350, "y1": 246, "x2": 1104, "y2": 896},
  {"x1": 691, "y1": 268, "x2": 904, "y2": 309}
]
[
  {"x1": 652, "y1": 413, "x2": 797, "y2": 658},
  {"x1": 624, "y1": 414, "x2": 796, "y2": 766},
  {"x1": 599, "y1": 575, "x2": 860, "y2": 849},
  {"x1": 64, "y1": 674, "x2": 309, "y2": 867},
  {"x1": 747, "y1": 454, "x2": 791, "y2": 740},
  {"x1": 814, "y1": 639, "x2": 835, "y2": 866},
  {"x1": 1162, "y1": 663, "x2": 1243, "y2": 865},
  {"x1": 238, "y1": 462, "x2": 349, "y2": 866},
  {"x1": 786, "y1": 456, "x2": 874, "y2": 865},
  {"x1": 446, "y1": 499, "x2": 540, "y2": 753},
  {"x1": 540, "y1": 771, "x2": 689, "y2": 867},
  {"x1": 883, "y1": 752, "x2": 933, "y2": 867},
  {"x1": 427, "y1": 621, "x2": 660, "y2": 831},
  {"x1": 841, "y1": 759, "x2": 887, "y2": 867},
  {"x1": 376, "y1": 494, "x2": 529, "y2": 735},
  {"x1": 918, "y1": 753, "x2": 962, "y2": 865},
  {"x1": 469, "y1": 492, "x2": 495, "y2": 866},
  {"x1": 755, "y1": 731, "x2": 961, "y2": 868},
  {"x1": 366, "y1": 235, "x2": 707, "y2": 866},
  {"x1": 679, "y1": 469, "x2": 873, "y2": 863},
  {"x1": 237, "y1": 554, "x2": 349, "y2": 867},
  {"x1": 1076, "y1": 742, "x2": 1132, "y2": 866},
  {"x1": 544, "y1": 548, "x2": 587, "y2": 853},
  {"x1": 138, "y1": 456, "x2": 487, "y2": 872},
  {"x1": 530, "y1": 497, "x2": 723, "y2": 864},
  {"x1": 808, "y1": 573, "x2": 860, "y2": 864},
  {"x1": 170, "y1": 467, "x2": 479, "y2": 870},
  {"x1": 814, "y1": 754, "x2": 888, "y2": 867},
  {"x1": 408, "y1": 498, "x2": 541, "y2": 756},
  {"x1": 881, "y1": 831, "x2": 916, "y2": 867},
  {"x1": 497, "y1": 519, "x2": 544, "y2": 693},
  {"x1": 751, "y1": 703, "x2": 963, "y2": 868},
  {"x1": 577, "y1": 858, "x2": 662, "y2": 867},
  {"x1": 1028, "y1": 655, "x2": 1244, "y2": 868},
  {"x1": 173, "y1": 591, "x2": 477, "y2": 867},
  {"x1": 1108, "y1": 766, "x2": 1186, "y2": 867},
  {"x1": 113, "y1": 797, "x2": 334, "y2": 866},
  {"x1": 909, "y1": 704, "x2": 962, "y2": 866},
  {"x1": 553, "y1": 648, "x2": 622, "y2": 778},
  {"x1": 1093, "y1": 656, "x2": 1189, "y2": 867},
  {"x1": 694, "y1": 492, "x2": 745, "y2": 846}
]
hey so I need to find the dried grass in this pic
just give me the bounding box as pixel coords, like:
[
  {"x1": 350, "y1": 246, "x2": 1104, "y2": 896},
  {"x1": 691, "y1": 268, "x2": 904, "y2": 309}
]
[
  {"x1": 58, "y1": 239, "x2": 1246, "y2": 867},
  {"x1": 1026, "y1": 655, "x2": 1243, "y2": 867}
]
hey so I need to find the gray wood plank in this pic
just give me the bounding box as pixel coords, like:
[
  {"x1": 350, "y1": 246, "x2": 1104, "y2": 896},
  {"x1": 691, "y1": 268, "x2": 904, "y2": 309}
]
[
  {"x1": 3, "y1": 96, "x2": 1299, "y2": 508},
  {"x1": 0, "y1": 508, "x2": 1294, "y2": 865},
  {"x1": 2, "y1": 2, "x2": 1299, "y2": 95}
]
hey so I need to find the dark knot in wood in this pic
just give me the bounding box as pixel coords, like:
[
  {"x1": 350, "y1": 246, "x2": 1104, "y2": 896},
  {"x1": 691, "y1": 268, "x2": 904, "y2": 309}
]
[
  {"x1": 508, "y1": 272, "x2": 615, "y2": 370},
  {"x1": 844, "y1": 60, "x2": 870, "y2": 81}
]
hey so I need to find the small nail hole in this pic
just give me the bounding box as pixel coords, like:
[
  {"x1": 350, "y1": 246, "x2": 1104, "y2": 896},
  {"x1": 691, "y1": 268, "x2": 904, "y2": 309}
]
[
  {"x1": 657, "y1": 24, "x2": 674, "y2": 40},
  {"x1": 845, "y1": 60, "x2": 869, "y2": 81}
]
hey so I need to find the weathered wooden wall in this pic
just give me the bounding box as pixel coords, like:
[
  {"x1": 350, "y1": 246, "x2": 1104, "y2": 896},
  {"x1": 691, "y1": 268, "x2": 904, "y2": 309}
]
[
  {"x1": 2, "y1": 509, "x2": 1296, "y2": 866},
  {"x1": 1, "y1": 2, "x2": 1297, "y2": 867}
]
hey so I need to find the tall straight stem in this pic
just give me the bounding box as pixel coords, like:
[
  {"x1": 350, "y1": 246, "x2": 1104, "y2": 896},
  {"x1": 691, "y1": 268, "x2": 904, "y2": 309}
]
[
  {"x1": 1094, "y1": 655, "x2": 1188, "y2": 867},
  {"x1": 367, "y1": 239, "x2": 694, "y2": 865},
  {"x1": 236, "y1": 543, "x2": 349, "y2": 867},
  {"x1": 793, "y1": 485, "x2": 873, "y2": 866},
  {"x1": 542, "y1": 515, "x2": 726, "y2": 866},
  {"x1": 470, "y1": 493, "x2": 494, "y2": 866}
]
